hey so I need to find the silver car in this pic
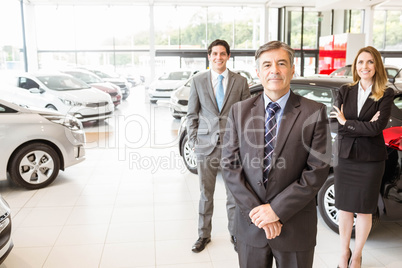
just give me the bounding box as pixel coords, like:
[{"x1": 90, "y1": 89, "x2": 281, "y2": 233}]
[
  {"x1": 330, "y1": 64, "x2": 402, "y2": 81},
  {"x1": 0, "y1": 195, "x2": 13, "y2": 264},
  {"x1": 0, "y1": 99, "x2": 86, "y2": 189}
]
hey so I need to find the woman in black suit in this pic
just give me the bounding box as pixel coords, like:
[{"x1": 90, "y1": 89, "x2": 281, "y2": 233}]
[{"x1": 330, "y1": 46, "x2": 394, "y2": 268}]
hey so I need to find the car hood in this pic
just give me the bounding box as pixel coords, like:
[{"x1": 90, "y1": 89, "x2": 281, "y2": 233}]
[
  {"x1": 102, "y1": 77, "x2": 127, "y2": 84},
  {"x1": 151, "y1": 80, "x2": 185, "y2": 89},
  {"x1": 49, "y1": 87, "x2": 111, "y2": 102},
  {"x1": 90, "y1": 83, "x2": 118, "y2": 93},
  {"x1": 173, "y1": 85, "x2": 190, "y2": 99},
  {"x1": 12, "y1": 103, "x2": 64, "y2": 116}
]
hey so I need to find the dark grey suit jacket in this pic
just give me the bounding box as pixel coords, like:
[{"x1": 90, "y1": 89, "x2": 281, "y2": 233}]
[
  {"x1": 221, "y1": 91, "x2": 331, "y2": 251},
  {"x1": 187, "y1": 70, "x2": 250, "y2": 156}
]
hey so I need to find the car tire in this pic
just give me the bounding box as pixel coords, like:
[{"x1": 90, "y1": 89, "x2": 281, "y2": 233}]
[
  {"x1": 318, "y1": 173, "x2": 380, "y2": 237},
  {"x1": 9, "y1": 143, "x2": 60, "y2": 189},
  {"x1": 181, "y1": 135, "x2": 198, "y2": 174},
  {"x1": 150, "y1": 100, "x2": 157, "y2": 104},
  {"x1": 173, "y1": 114, "x2": 182, "y2": 120}
]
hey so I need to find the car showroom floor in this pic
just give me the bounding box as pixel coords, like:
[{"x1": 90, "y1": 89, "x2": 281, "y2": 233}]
[{"x1": 0, "y1": 85, "x2": 402, "y2": 268}]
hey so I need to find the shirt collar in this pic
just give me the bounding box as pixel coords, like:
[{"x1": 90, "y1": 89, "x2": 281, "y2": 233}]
[
  {"x1": 263, "y1": 90, "x2": 291, "y2": 112},
  {"x1": 211, "y1": 68, "x2": 228, "y2": 80},
  {"x1": 358, "y1": 81, "x2": 373, "y2": 94}
]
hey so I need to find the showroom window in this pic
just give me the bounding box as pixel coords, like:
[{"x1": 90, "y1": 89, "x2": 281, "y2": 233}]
[
  {"x1": 344, "y1": 10, "x2": 363, "y2": 34},
  {"x1": 154, "y1": 6, "x2": 207, "y2": 49},
  {"x1": 35, "y1": 6, "x2": 76, "y2": 50},
  {"x1": 0, "y1": 1, "x2": 24, "y2": 71},
  {"x1": 374, "y1": 10, "x2": 402, "y2": 50},
  {"x1": 233, "y1": 7, "x2": 261, "y2": 49},
  {"x1": 152, "y1": 5, "x2": 261, "y2": 50},
  {"x1": 286, "y1": 7, "x2": 321, "y2": 76}
]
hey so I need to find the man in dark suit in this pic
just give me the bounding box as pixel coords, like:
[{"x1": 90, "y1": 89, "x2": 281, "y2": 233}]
[
  {"x1": 221, "y1": 41, "x2": 331, "y2": 267},
  {"x1": 187, "y1": 39, "x2": 250, "y2": 253}
]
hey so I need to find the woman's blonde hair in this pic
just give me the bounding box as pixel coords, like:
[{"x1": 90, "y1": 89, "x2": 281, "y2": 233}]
[{"x1": 350, "y1": 46, "x2": 388, "y2": 101}]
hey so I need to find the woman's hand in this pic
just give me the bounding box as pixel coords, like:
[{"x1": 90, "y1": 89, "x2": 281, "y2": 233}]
[
  {"x1": 370, "y1": 111, "x2": 380, "y2": 122},
  {"x1": 330, "y1": 105, "x2": 346, "y2": 125}
]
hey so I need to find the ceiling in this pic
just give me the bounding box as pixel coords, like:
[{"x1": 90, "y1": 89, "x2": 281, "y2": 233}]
[{"x1": 23, "y1": 0, "x2": 402, "y2": 10}]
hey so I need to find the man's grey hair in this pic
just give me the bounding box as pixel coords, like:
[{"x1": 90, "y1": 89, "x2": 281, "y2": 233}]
[{"x1": 255, "y1": 41, "x2": 295, "y2": 71}]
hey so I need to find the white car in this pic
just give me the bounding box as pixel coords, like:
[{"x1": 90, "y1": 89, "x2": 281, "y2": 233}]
[
  {"x1": 0, "y1": 84, "x2": 61, "y2": 109},
  {"x1": 0, "y1": 99, "x2": 86, "y2": 189},
  {"x1": 169, "y1": 70, "x2": 255, "y2": 119},
  {"x1": 148, "y1": 70, "x2": 198, "y2": 104},
  {"x1": 12, "y1": 72, "x2": 114, "y2": 122}
]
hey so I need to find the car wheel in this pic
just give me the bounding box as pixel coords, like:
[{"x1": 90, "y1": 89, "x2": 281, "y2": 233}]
[
  {"x1": 181, "y1": 135, "x2": 198, "y2": 174},
  {"x1": 317, "y1": 174, "x2": 346, "y2": 234},
  {"x1": 46, "y1": 104, "x2": 57, "y2": 110},
  {"x1": 173, "y1": 114, "x2": 182, "y2": 119},
  {"x1": 150, "y1": 100, "x2": 157, "y2": 104},
  {"x1": 9, "y1": 143, "x2": 60, "y2": 189},
  {"x1": 317, "y1": 173, "x2": 380, "y2": 237}
]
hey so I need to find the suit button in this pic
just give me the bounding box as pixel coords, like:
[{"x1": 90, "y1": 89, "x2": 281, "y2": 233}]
[{"x1": 257, "y1": 181, "x2": 263, "y2": 186}]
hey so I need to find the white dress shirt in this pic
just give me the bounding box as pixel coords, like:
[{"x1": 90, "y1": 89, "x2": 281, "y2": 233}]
[
  {"x1": 357, "y1": 81, "x2": 372, "y2": 116},
  {"x1": 211, "y1": 69, "x2": 229, "y2": 96}
]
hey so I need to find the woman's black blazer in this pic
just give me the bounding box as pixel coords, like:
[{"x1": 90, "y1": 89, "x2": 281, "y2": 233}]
[{"x1": 333, "y1": 84, "x2": 394, "y2": 161}]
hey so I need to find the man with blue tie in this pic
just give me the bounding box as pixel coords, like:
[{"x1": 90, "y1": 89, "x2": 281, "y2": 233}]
[
  {"x1": 187, "y1": 39, "x2": 250, "y2": 253},
  {"x1": 221, "y1": 41, "x2": 331, "y2": 267}
]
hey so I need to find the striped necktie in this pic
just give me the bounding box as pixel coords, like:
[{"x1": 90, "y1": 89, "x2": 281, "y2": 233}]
[{"x1": 263, "y1": 102, "x2": 281, "y2": 187}]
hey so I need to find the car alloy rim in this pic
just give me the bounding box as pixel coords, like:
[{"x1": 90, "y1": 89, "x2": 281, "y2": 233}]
[
  {"x1": 183, "y1": 140, "x2": 197, "y2": 169},
  {"x1": 19, "y1": 150, "x2": 55, "y2": 184},
  {"x1": 323, "y1": 184, "x2": 339, "y2": 225}
]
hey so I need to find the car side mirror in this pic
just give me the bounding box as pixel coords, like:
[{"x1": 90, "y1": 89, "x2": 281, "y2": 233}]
[
  {"x1": 389, "y1": 68, "x2": 402, "y2": 84},
  {"x1": 29, "y1": 87, "x2": 45, "y2": 94}
]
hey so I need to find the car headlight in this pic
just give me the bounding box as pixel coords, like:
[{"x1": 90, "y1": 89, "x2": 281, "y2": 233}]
[
  {"x1": 171, "y1": 94, "x2": 178, "y2": 103},
  {"x1": 0, "y1": 196, "x2": 11, "y2": 221},
  {"x1": 44, "y1": 114, "x2": 83, "y2": 131},
  {"x1": 59, "y1": 98, "x2": 83, "y2": 106}
]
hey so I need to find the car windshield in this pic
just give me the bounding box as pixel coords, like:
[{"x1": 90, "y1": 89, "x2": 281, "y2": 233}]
[
  {"x1": 159, "y1": 71, "x2": 192, "y2": 81},
  {"x1": 292, "y1": 86, "x2": 334, "y2": 114},
  {"x1": 65, "y1": 72, "x2": 103, "y2": 84},
  {"x1": 93, "y1": 70, "x2": 120, "y2": 79},
  {"x1": 330, "y1": 67, "x2": 351, "y2": 77},
  {"x1": 37, "y1": 75, "x2": 91, "y2": 91}
]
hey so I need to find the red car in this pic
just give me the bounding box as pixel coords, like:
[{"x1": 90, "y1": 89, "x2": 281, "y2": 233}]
[{"x1": 61, "y1": 69, "x2": 122, "y2": 107}]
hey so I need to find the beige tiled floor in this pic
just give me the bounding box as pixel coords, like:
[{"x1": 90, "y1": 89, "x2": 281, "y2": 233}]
[{"x1": 1, "y1": 86, "x2": 401, "y2": 267}]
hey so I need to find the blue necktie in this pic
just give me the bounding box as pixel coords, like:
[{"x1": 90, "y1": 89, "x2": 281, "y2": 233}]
[
  {"x1": 263, "y1": 102, "x2": 281, "y2": 187},
  {"x1": 216, "y1": 74, "x2": 224, "y2": 112}
]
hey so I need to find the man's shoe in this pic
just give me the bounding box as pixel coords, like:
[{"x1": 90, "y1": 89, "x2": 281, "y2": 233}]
[
  {"x1": 230, "y1": 235, "x2": 238, "y2": 252},
  {"x1": 192, "y1": 237, "x2": 211, "y2": 253}
]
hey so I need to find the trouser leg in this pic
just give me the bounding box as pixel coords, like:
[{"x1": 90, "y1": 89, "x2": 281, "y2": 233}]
[
  {"x1": 197, "y1": 149, "x2": 220, "y2": 238},
  {"x1": 224, "y1": 179, "x2": 236, "y2": 236}
]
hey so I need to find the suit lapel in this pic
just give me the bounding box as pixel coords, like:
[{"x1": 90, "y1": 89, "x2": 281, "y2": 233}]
[
  {"x1": 359, "y1": 92, "x2": 374, "y2": 119},
  {"x1": 271, "y1": 91, "x2": 301, "y2": 168},
  {"x1": 348, "y1": 84, "x2": 359, "y2": 118},
  {"x1": 251, "y1": 95, "x2": 266, "y2": 163},
  {"x1": 250, "y1": 95, "x2": 266, "y2": 197},
  {"x1": 221, "y1": 71, "x2": 235, "y2": 113},
  {"x1": 205, "y1": 71, "x2": 219, "y2": 113}
]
